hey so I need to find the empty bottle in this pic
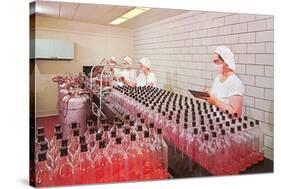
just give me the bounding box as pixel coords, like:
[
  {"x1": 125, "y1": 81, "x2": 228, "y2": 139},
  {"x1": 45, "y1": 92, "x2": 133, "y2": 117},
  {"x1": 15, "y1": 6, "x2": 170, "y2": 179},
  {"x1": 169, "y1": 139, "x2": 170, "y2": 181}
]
[
  {"x1": 36, "y1": 151, "x2": 54, "y2": 187},
  {"x1": 111, "y1": 137, "x2": 128, "y2": 182},
  {"x1": 93, "y1": 140, "x2": 113, "y2": 183}
]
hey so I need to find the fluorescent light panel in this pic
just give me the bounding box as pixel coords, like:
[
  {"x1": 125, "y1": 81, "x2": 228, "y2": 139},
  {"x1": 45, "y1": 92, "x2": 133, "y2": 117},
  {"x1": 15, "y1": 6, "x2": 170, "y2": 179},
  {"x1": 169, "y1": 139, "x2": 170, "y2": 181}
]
[{"x1": 109, "y1": 7, "x2": 150, "y2": 25}]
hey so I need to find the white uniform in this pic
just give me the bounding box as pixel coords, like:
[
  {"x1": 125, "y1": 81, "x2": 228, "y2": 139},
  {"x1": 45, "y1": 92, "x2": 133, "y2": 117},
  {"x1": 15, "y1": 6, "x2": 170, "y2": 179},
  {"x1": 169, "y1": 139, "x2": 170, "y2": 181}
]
[
  {"x1": 117, "y1": 69, "x2": 136, "y2": 86},
  {"x1": 211, "y1": 74, "x2": 244, "y2": 105},
  {"x1": 136, "y1": 72, "x2": 157, "y2": 87}
]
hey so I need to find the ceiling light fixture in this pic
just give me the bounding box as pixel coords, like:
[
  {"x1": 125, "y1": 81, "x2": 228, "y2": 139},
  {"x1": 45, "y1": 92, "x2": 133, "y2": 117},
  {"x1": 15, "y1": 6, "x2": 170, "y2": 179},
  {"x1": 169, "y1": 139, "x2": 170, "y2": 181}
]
[{"x1": 109, "y1": 7, "x2": 151, "y2": 25}]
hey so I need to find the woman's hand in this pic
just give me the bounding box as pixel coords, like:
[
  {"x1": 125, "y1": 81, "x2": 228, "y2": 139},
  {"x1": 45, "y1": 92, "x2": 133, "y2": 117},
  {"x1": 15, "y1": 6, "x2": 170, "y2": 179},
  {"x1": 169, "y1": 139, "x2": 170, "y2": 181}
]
[{"x1": 205, "y1": 95, "x2": 218, "y2": 105}]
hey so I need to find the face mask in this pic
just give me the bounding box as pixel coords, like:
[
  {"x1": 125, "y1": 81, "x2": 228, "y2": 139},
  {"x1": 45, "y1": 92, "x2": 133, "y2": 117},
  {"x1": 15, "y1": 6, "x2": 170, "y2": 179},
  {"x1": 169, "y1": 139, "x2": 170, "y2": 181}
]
[{"x1": 213, "y1": 64, "x2": 223, "y2": 73}]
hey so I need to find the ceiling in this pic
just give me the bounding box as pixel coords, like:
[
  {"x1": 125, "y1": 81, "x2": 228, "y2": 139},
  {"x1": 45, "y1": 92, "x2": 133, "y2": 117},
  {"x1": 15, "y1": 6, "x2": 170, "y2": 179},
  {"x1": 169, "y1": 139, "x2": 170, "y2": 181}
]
[{"x1": 34, "y1": 1, "x2": 188, "y2": 29}]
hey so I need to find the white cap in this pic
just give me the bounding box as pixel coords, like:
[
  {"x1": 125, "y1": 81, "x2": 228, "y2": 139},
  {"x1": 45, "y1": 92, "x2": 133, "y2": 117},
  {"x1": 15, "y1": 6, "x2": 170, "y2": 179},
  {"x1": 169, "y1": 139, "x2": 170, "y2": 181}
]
[
  {"x1": 214, "y1": 46, "x2": 236, "y2": 71},
  {"x1": 110, "y1": 56, "x2": 118, "y2": 63},
  {"x1": 123, "y1": 56, "x2": 132, "y2": 65},
  {"x1": 139, "y1": 57, "x2": 151, "y2": 70}
]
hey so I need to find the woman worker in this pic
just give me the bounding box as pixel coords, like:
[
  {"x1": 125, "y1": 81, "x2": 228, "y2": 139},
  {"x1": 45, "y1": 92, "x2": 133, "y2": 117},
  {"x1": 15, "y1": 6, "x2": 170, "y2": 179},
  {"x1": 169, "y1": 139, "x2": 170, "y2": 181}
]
[
  {"x1": 205, "y1": 46, "x2": 244, "y2": 117},
  {"x1": 117, "y1": 56, "x2": 136, "y2": 86},
  {"x1": 121, "y1": 57, "x2": 157, "y2": 87}
]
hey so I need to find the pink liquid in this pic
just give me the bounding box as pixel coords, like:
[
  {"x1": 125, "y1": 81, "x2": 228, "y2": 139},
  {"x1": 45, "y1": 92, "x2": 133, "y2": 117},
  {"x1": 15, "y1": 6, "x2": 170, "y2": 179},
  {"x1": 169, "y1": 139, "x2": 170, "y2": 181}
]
[
  {"x1": 54, "y1": 161, "x2": 74, "y2": 186},
  {"x1": 36, "y1": 162, "x2": 53, "y2": 187},
  {"x1": 111, "y1": 154, "x2": 128, "y2": 182},
  {"x1": 93, "y1": 156, "x2": 112, "y2": 183},
  {"x1": 74, "y1": 158, "x2": 94, "y2": 184}
]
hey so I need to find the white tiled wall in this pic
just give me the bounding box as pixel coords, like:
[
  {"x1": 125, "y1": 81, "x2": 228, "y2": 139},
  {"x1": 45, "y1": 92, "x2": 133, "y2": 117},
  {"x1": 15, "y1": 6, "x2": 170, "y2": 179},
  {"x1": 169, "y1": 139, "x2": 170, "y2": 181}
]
[{"x1": 133, "y1": 11, "x2": 274, "y2": 160}]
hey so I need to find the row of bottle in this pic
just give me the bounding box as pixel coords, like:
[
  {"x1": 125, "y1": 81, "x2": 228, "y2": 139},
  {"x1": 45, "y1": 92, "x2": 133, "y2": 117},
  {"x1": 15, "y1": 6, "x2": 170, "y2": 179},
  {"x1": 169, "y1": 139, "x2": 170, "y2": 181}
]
[
  {"x1": 35, "y1": 121, "x2": 169, "y2": 187},
  {"x1": 110, "y1": 85, "x2": 264, "y2": 175}
]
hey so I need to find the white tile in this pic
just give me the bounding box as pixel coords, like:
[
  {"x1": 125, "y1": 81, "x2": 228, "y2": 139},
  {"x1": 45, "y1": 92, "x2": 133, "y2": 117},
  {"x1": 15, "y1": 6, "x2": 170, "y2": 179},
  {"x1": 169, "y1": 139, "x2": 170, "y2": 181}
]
[
  {"x1": 265, "y1": 42, "x2": 274, "y2": 53},
  {"x1": 264, "y1": 146, "x2": 273, "y2": 160},
  {"x1": 248, "y1": 20, "x2": 267, "y2": 32},
  {"x1": 256, "y1": 30, "x2": 274, "y2": 42},
  {"x1": 207, "y1": 28, "x2": 218, "y2": 36},
  {"x1": 211, "y1": 17, "x2": 225, "y2": 27},
  {"x1": 256, "y1": 54, "x2": 274, "y2": 65},
  {"x1": 264, "y1": 135, "x2": 273, "y2": 148},
  {"x1": 244, "y1": 95, "x2": 255, "y2": 107},
  {"x1": 259, "y1": 122, "x2": 273, "y2": 136},
  {"x1": 239, "y1": 14, "x2": 256, "y2": 23},
  {"x1": 231, "y1": 44, "x2": 247, "y2": 53},
  {"x1": 247, "y1": 43, "x2": 266, "y2": 53},
  {"x1": 223, "y1": 34, "x2": 238, "y2": 44},
  {"x1": 218, "y1": 25, "x2": 233, "y2": 35},
  {"x1": 264, "y1": 111, "x2": 274, "y2": 125},
  {"x1": 255, "y1": 14, "x2": 273, "y2": 20},
  {"x1": 225, "y1": 14, "x2": 239, "y2": 25},
  {"x1": 238, "y1": 54, "x2": 255, "y2": 64},
  {"x1": 240, "y1": 75, "x2": 255, "y2": 86},
  {"x1": 246, "y1": 107, "x2": 265, "y2": 121},
  {"x1": 266, "y1": 18, "x2": 274, "y2": 30},
  {"x1": 246, "y1": 65, "x2": 264, "y2": 76},
  {"x1": 239, "y1": 32, "x2": 256, "y2": 43},
  {"x1": 264, "y1": 66, "x2": 274, "y2": 77},
  {"x1": 255, "y1": 98, "x2": 273, "y2": 112},
  {"x1": 246, "y1": 86, "x2": 264, "y2": 98},
  {"x1": 232, "y1": 23, "x2": 247, "y2": 33},
  {"x1": 256, "y1": 76, "x2": 273, "y2": 89},
  {"x1": 236, "y1": 64, "x2": 246, "y2": 74}
]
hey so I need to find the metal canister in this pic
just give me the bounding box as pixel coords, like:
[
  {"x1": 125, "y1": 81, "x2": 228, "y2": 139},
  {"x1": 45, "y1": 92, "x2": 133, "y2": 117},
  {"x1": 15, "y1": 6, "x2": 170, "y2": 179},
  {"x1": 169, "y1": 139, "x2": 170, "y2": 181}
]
[{"x1": 61, "y1": 93, "x2": 90, "y2": 137}]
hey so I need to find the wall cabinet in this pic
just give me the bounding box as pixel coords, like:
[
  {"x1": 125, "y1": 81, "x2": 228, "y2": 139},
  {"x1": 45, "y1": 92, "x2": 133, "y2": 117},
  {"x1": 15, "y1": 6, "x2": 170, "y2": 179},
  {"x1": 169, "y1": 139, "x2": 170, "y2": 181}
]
[{"x1": 30, "y1": 39, "x2": 74, "y2": 60}]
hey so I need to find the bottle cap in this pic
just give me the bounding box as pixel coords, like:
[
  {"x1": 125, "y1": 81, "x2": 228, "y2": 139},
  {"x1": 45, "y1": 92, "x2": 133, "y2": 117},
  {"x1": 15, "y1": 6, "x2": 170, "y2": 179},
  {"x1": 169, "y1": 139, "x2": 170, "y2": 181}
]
[
  {"x1": 130, "y1": 133, "x2": 136, "y2": 141},
  {"x1": 144, "y1": 130, "x2": 149, "y2": 138},
  {"x1": 116, "y1": 137, "x2": 122, "y2": 144},
  {"x1": 137, "y1": 125, "x2": 143, "y2": 132},
  {"x1": 38, "y1": 151, "x2": 47, "y2": 162},
  {"x1": 55, "y1": 131, "x2": 63, "y2": 140},
  {"x1": 117, "y1": 122, "x2": 123, "y2": 128},
  {"x1": 124, "y1": 127, "x2": 130, "y2": 135},
  {"x1": 81, "y1": 143, "x2": 88, "y2": 152},
  {"x1": 157, "y1": 128, "x2": 162, "y2": 135},
  {"x1": 37, "y1": 127, "x2": 45, "y2": 135},
  {"x1": 60, "y1": 146, "x2": 68, "y2": 157},
  {"x1": 96, "y1": 133, "x2": 102, "y2": 141},
  {"x1": 255, "y1": 120, "x2": 260, "y2": 125},
  {"x1": 79, "y1": 135, "x2": 86, "y2": 144},
  {"x1": 61, "y1": 138, "x2": 68, "y2": 147},
  {"x1": 204, "y1": 134, "x2": 209, "y2": 140},
  {"x1": 89, "y1": 127, "x2": 97, "y2": 134},
  {"x1": 73, "y1": 128, "x2": 80, "y2": 137},
  {"x1": 37, "y1": 134, "x2": 45, "y2": 143},
  {"x1": 70, "y1": 122, "x2": 77, "y2": 129},
  {"x1": 87, "y1": 120, "x2": 93, "y2": 127},
  {"x1": 40, "y1": 141, "x2": 49, "y2": 151},
  {"x1": 125, "y1": 115, "x2": 130, "y2": 120},
  {"x1": 54, "y1": 124, "x2": 62, "y2": 132},
  {"x1": 99, "y1": 140, "x2": 106, "y2": 148},
  {"x1": 193, "y1": 128, "x2": 198, "y2": 134}
]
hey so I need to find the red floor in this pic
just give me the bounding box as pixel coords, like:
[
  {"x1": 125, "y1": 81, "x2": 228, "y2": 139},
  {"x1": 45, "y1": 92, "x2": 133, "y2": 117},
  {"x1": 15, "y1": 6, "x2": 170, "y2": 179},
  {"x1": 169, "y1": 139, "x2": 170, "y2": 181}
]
[{"x1": 36, "y1": 116, "x2": 60, "y2": 141}]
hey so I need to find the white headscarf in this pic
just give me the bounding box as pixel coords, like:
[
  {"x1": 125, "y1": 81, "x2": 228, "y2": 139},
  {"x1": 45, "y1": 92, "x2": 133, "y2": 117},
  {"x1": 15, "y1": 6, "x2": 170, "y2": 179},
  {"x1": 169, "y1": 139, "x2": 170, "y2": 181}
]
[
  {"x1": 139, "y1": 57, "x2": 151, "y2": 70},
  {"x1": 215, "y1": 46, "x2": 236, "y2": 71},
  {"x1": 123, "y1": 56, "x2": 132, "y2": 65}
]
